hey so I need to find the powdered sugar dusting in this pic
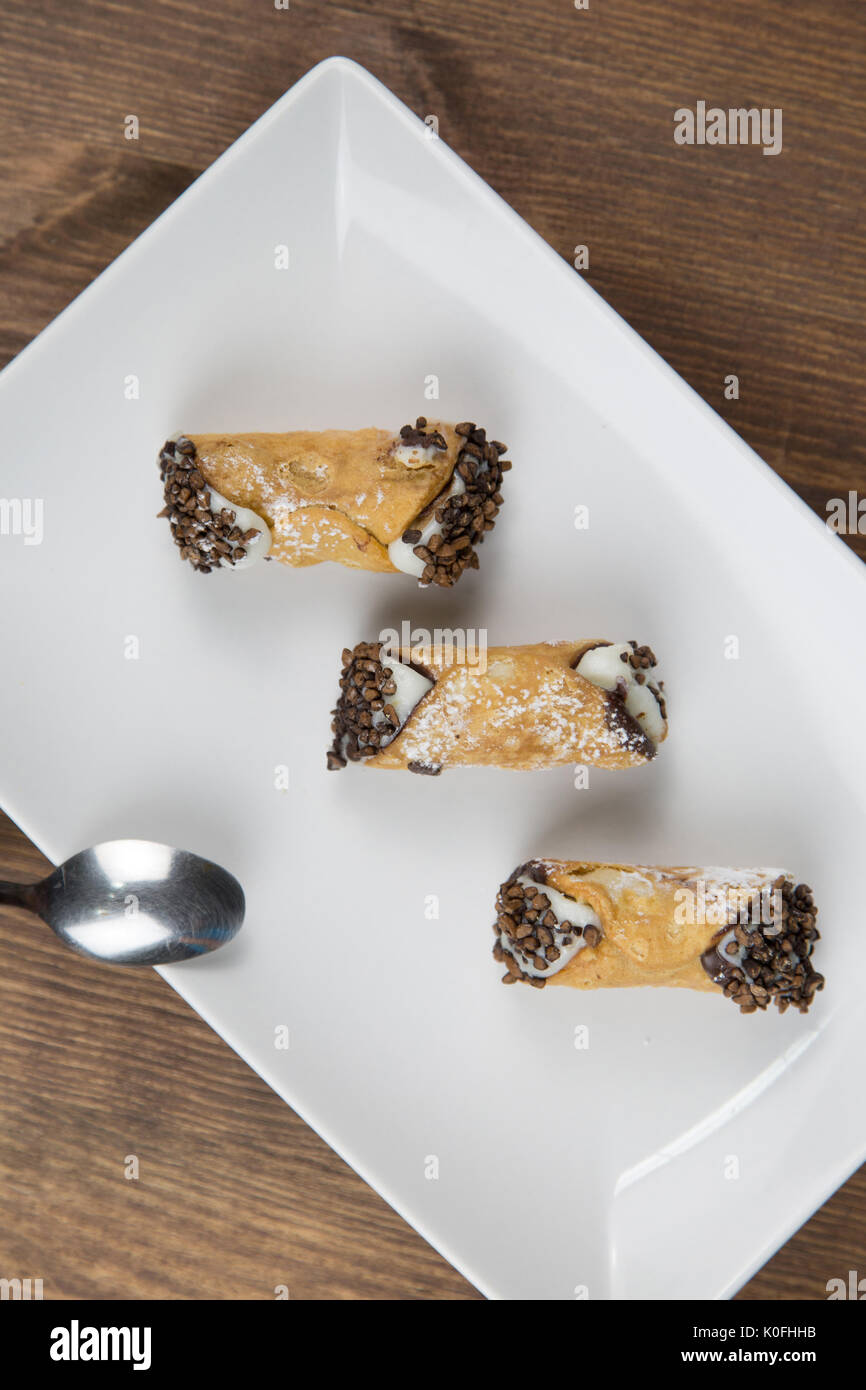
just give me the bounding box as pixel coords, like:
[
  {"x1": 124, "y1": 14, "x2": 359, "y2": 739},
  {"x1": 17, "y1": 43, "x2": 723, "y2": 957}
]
[
  {"x1": 376, "y1": 644, "x2": 662, "y2": 771},
  {"x1": 190, "y1": 427, "x2": 460, "y2": 568}
]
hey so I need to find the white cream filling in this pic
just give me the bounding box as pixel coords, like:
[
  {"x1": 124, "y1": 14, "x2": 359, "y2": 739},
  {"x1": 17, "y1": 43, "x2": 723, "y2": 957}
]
[
  {"x1": 392, "y1": 443, "x2": 443, "y2": 469},
  {"x1": 338, "y1": 655, "x2": 433, "y2": 760},
  {"x1": 501, "y1": 876, "x2": 602, "y2": 979},
  {"x1": 379, "y1": 656, "x2": 434, "y2": 727},
  {"x1": 205, "y1": 486, "x2": 273, "y2": 569},
  {"x1": 712, "y1": 927, "x2": 748, "y2": 974},
  {"x1": 167, "y1": 434, "x2": 273, "y2": 570},
  {"x1": 575, "y1": 642, "x2": 666, "y2": 745},
  {"x1": 711, "y1": 925, "x2": 798, "y2": 982},
  {"x1": 387, "y1": 474, "x2": 466, "y2": 579}
]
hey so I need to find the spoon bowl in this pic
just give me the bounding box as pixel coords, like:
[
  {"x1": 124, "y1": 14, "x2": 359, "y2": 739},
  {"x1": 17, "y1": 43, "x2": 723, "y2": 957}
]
[{"x1": 0, "y1": 840, "x2": 245, "y2": 966}]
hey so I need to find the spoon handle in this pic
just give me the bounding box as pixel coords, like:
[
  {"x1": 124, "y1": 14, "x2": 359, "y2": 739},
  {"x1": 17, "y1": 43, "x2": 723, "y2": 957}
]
[{"x1": 0, "y1": 879, "x2": 39, "y2": 913}]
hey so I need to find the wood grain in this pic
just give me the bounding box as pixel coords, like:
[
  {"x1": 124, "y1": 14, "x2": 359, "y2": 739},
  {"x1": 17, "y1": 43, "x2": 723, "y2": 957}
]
[{"x1": 0, "y1": 0, "x2": 863, "y2": 1299}]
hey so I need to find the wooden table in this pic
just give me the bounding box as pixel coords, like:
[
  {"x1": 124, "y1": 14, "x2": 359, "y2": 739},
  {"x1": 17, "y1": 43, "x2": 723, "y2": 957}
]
[{"x1": 1, "y1": 0, "x2": 863, "y2": 1300}]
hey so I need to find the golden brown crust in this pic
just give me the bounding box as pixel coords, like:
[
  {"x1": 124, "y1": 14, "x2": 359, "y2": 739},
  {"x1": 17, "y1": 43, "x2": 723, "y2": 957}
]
[
  {"x1": 539, "y1": 863, "x2": 728, "y2": 991},
  {"x1": 190, "y1": 426, "x2": 461, "y2": 572},
  {"x1": 366, "y1": 641, "x2": 666, "y2": 772}
]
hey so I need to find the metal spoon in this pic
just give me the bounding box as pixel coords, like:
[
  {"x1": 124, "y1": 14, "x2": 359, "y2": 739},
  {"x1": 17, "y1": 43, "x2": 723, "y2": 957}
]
[{"x1": 0, "y1": 840, "x2": 245, "y2": 966}]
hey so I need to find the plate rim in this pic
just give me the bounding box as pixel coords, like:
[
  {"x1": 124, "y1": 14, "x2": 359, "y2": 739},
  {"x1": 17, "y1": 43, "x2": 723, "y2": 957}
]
[{"x1": 1, "y1": 53, "x2": 863, "y2": 1301}]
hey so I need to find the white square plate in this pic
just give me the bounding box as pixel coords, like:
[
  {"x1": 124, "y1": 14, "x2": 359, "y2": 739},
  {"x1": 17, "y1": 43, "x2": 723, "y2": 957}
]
[{"x1": 2, "y1": 57, "x2": 864, "y2": 1301}]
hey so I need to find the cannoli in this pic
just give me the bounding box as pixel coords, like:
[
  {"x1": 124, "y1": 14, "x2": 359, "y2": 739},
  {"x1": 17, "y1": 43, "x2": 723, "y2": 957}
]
[
  {"x1": 327, "y1": 639, "x2": 667, "y2": 772},
  {"x1": 157, "y1": 417, "x2": 509, "y2": 585},
  {"x1": 493, "y1": 860, "x2": 823, "y2": 1014}
]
